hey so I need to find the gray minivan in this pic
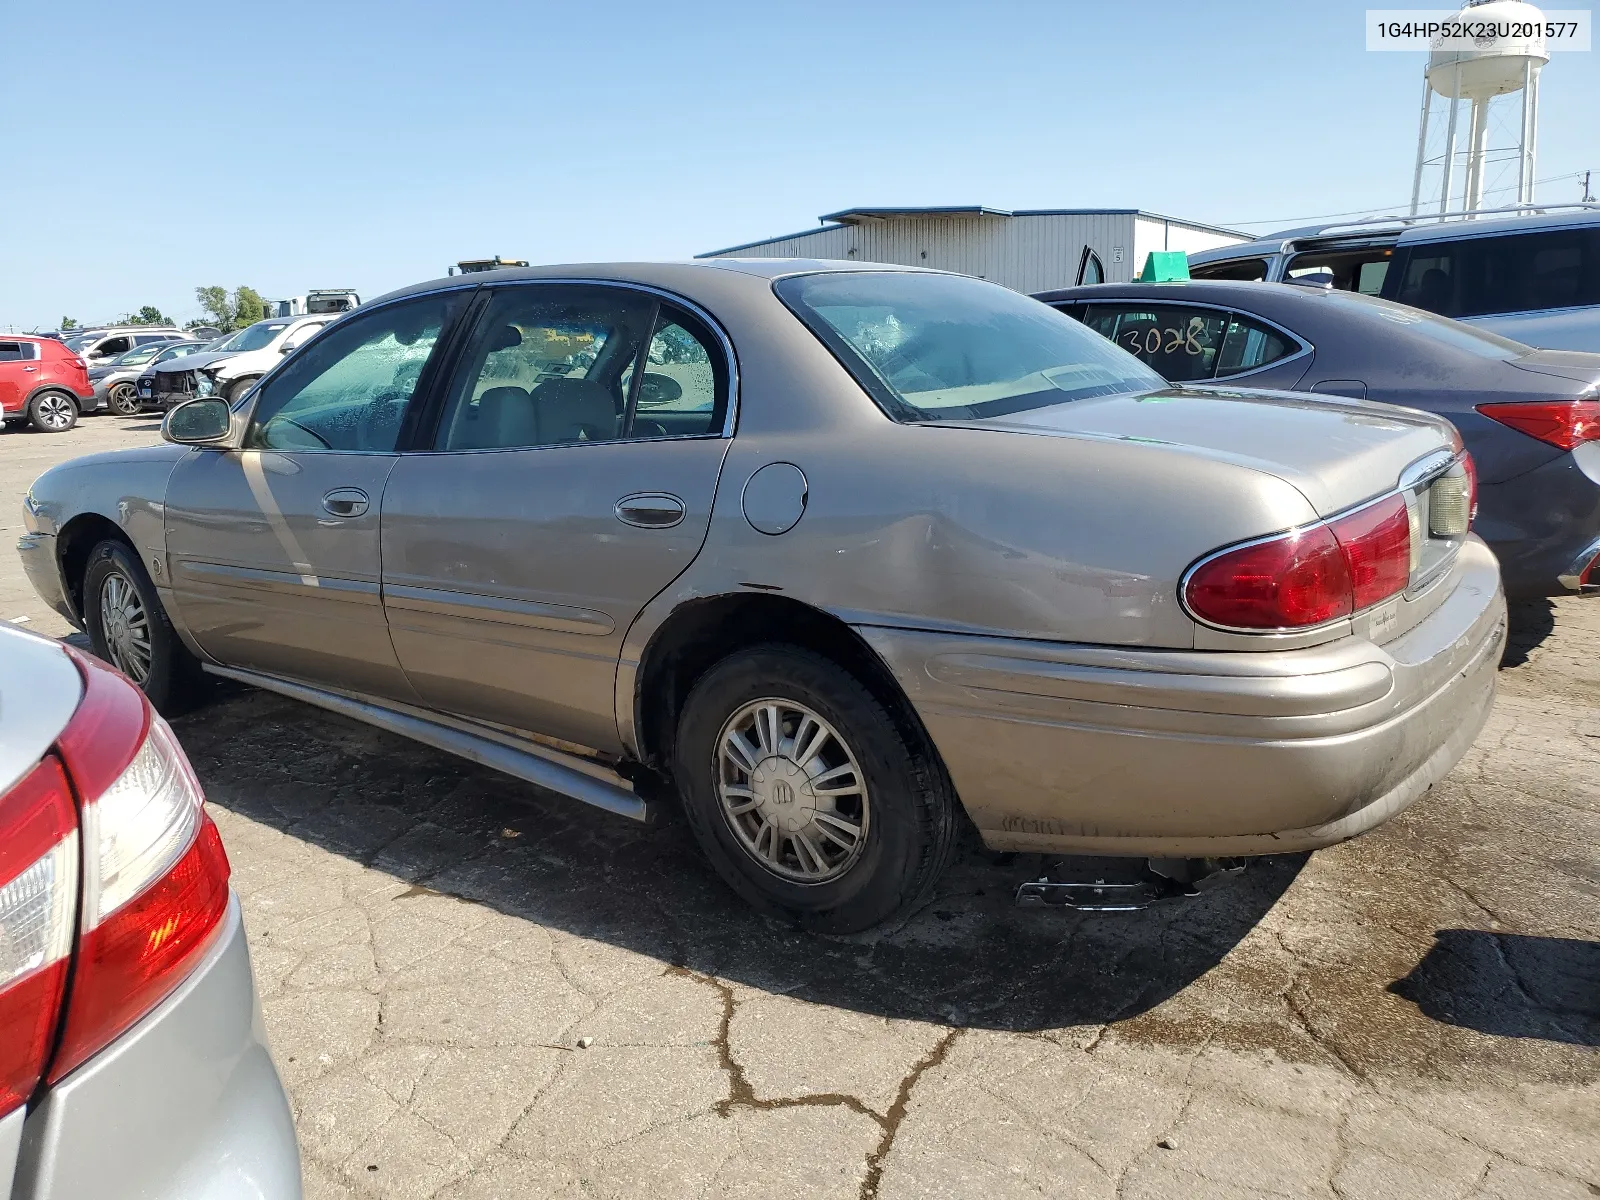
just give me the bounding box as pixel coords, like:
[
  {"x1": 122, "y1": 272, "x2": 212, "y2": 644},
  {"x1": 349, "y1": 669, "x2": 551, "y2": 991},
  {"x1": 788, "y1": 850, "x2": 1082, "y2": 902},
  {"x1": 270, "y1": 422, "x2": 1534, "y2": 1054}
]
[{"x1": 1186, "y1": 206, "x2": 1600, "y2": 352}]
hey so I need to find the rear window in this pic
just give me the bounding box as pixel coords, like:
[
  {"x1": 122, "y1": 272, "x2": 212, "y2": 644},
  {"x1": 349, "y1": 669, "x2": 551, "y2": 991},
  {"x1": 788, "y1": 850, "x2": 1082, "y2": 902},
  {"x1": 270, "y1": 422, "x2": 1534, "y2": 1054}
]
[
  {"x1": 1393, "y1": 227, "x2": 1600, "y2": 318},
  {"x1": 776, "y1": 272, "x2": 1165, "y2": 423},
  {"x1": 1317, "y1": 290, "x2": 1527, "y2": 358}
]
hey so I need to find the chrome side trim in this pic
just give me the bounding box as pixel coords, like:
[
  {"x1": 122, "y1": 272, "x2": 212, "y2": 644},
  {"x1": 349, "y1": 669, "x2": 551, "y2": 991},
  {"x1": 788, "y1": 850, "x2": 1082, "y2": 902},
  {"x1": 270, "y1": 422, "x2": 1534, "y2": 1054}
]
[
  {"x1": 173, "y1": 559, "x2": 382, "y2": 601},
  {"x1": 201, "y1": 664, "x2": 650, "y2": 822},
  {"x1": 382, "y1": 583, "x2": 615, "y2": 635},
  {"x1": 1557, "y1": 534, "x2": 1600, "y2": 592}
]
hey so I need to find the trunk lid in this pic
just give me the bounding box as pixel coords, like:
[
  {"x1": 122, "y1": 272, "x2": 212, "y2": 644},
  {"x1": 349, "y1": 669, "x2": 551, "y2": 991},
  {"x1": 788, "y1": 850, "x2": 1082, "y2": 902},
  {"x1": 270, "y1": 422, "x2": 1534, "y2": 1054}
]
[
  {"x1": 936, "y1": 385, "x2": 1458, "y2": 518},
  {"x1": 1505, "y1": 348, "x2": 1600, "y2": 389}
]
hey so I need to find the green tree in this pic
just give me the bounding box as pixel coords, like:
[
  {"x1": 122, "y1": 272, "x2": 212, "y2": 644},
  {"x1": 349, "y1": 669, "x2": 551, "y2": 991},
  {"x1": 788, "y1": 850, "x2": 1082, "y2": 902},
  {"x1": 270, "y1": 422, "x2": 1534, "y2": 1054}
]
[
  {"x1": 60, "y1": 316, "x2": 79, "y2": 330},
  {"x1": 232, "y1": 286, "x2": 265, "y2": 328},
  {"x1": 128, "y1": 305, "x2": 171, "y2": 326},
  {"x1": 195, "y1": 286, "x2": 232, "y2": 330}
]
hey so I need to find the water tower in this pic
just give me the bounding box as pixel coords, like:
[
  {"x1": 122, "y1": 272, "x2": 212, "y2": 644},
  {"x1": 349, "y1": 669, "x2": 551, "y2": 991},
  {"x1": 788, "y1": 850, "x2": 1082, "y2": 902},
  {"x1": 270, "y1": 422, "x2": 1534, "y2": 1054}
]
[{"x1": 1409, "y1": 0, "x2": 1548, "y2": 216}]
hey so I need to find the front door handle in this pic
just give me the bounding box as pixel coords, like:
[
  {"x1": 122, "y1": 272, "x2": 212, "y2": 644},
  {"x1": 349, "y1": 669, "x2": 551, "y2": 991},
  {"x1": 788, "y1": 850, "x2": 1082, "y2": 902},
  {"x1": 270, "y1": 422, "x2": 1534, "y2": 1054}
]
[
  {"x1": 321, "y1": 488, "x2": 370, "y2": 518},
  {"x1": 615, "y1": 492, "x2": 686, "y2": 528}
]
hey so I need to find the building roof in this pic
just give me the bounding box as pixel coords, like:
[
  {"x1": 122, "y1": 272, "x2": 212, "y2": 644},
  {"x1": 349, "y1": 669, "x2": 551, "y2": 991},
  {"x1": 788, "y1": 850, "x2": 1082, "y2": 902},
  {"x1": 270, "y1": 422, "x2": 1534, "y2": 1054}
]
[{"x1": 700, "y1": 207, "x2": 1248, "y2": 257}]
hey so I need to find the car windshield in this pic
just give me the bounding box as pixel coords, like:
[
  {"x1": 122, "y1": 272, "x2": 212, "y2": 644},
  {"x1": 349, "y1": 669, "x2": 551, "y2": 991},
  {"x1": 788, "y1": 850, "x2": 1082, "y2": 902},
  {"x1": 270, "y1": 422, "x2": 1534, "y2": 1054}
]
[
  {"x1": 776, "y1": 271, "x2": 1166, "y2": 422},
  {"x1": 1317, "y1": 290, "x2": 1528, "y2": 360},
  {"x1": 216, "y1": 321, "x2": 290, "y2": 353},
  {"x1": 112, "y1": 345, "x2": 164, "y2": 366}
]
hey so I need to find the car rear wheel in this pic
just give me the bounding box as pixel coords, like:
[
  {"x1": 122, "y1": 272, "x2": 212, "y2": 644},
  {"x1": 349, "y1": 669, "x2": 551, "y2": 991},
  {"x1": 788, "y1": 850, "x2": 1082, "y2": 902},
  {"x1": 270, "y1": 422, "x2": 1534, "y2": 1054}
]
[
  {"x1": 226, "y1": 377, "x2": 257, "y2": 404},
  {"x1": 28, "y1": 390, "x2": 78, "y2": 433},
  {"x1": 674, "y1": 645, "x2": 958, "y2": 933},
  {"x1": 83, "y1": 540, "x2": 210, "y2": 715},
  {"x1": 108, "y1": 381, "x2": 142, "y2": 416}
]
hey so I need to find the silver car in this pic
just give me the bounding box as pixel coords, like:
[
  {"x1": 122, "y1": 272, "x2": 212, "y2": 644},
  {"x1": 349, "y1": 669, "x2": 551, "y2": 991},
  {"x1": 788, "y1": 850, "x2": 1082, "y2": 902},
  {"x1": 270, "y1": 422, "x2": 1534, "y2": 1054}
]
[
  {"x1": 0, "y1": 623, "x2": 299, "y2": 1199},
  {"x1": 18, "y1": 261, "x2": 1507, "y2": 933}
]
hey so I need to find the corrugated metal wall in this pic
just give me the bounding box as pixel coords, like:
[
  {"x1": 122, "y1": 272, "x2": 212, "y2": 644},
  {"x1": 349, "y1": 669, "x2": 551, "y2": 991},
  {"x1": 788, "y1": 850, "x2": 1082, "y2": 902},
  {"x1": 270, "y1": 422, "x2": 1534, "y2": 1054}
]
[{"x1": 708, "y1": 213, "x2": 1244, "y2": 292}]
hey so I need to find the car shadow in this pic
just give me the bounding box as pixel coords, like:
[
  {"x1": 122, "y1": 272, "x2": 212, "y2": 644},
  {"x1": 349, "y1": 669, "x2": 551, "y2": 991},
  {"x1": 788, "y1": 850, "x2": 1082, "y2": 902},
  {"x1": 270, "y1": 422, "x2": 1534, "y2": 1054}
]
[
  {"x1": 177, "y1": 683, "x2": 1305, "y2": 1034},
  {"x1": 1389, "y1": 929, "x2": 1599, "y2": 1047},
  {"x1": 1501, "y1": 598, "x2": 1556, "y2": 668}
]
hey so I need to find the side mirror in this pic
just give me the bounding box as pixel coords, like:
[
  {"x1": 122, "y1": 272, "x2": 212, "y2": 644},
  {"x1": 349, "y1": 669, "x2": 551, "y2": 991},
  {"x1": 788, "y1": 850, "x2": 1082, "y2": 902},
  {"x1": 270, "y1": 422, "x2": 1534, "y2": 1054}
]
[
  {"x1": 163, "y1": 397, "x2": 232, "y2": 446},
  {"x1": 279, "y1": 342, "x2": 297, "y2": 355}
]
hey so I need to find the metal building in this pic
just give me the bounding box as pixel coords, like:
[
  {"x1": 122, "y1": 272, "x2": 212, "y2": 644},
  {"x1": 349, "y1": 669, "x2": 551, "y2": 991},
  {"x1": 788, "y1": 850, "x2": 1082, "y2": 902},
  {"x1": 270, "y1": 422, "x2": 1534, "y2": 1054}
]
[{"x1": 698, "y1": 206, "x2": 1248, "y2": 292}]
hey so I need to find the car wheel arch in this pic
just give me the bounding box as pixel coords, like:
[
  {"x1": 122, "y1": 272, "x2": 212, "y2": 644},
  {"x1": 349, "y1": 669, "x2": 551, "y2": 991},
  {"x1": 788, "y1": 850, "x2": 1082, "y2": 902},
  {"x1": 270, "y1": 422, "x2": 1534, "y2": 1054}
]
[
  {"x1": 58, "y1": 512, "x2": 134, "y2": 622},
  {"x1": 631, "y1": 592, "x2": 940, "y2": 781}
]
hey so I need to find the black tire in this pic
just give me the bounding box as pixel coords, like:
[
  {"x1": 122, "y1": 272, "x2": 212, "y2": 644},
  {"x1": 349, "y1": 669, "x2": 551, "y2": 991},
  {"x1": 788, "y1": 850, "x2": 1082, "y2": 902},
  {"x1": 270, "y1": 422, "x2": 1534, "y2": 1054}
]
[
  {"x1": 674, "y1": 645, "x2": 958, "y2": 934},
  {"x1": 82, "y1": 540, "x2": 210, "y2": 716},
  {"x1": 28, "y1": 390, "x2": 78, "y2": 433},
  {"x1": 226, "y1": 377, "x2": 258, "y2": 404},
  {"x1": 107, "y1": 381, "x2": 142, "y2": 416}
]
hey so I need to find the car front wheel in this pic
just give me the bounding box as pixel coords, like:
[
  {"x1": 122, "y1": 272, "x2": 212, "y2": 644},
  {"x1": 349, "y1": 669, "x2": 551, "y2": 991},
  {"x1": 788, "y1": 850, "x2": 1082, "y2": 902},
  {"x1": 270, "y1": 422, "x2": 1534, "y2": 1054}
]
[
  {"x1": 83, "y1": 540, "x2": 210, "y2": 715},
  {"x1": 108, "y1": 381, "x2": 142, "y2": 416},
  {"x1": 28, "y1": 390, "x2": 78, "y2": 433},
  {"x1": 226, "y1": 377, "x2": 257, "y2": 404},
  {"x1": 674, "y1": 645, "x2": 958, "y2": 933}
]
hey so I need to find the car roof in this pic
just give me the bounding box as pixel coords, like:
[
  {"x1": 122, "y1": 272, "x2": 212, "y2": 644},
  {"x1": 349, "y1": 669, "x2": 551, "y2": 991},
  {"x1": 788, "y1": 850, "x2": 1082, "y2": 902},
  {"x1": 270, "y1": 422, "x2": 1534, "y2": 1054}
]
[
  {"x1": 1036, "y1": 279, "x2": 1328, "y2": 306},
  {"x1": 1188, "y1": 207, "x2": 1600, "y2": 263},
  {"x1": 368, "y1": 258, "x2": 951, "y2": 308}
]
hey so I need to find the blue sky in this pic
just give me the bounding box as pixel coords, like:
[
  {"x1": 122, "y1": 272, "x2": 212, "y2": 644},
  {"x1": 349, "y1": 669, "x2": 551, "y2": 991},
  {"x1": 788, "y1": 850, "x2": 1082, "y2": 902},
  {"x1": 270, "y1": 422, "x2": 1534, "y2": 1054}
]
[{"x1": 1, "y1": 0, "x2": 1594, "y2": 331}]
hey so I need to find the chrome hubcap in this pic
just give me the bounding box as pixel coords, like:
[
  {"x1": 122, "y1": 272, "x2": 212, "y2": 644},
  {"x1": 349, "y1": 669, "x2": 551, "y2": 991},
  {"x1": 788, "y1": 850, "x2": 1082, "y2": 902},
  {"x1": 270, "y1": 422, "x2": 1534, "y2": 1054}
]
[
  {"x1": 99, "y1": 571, "x2": 152, "y2": 683},
  {"x1": 716, "y1": 699, "x2": 870, "y2": 884},
  {"x1": 37, "y1": 395, "x2": 73, "y2": 429}
]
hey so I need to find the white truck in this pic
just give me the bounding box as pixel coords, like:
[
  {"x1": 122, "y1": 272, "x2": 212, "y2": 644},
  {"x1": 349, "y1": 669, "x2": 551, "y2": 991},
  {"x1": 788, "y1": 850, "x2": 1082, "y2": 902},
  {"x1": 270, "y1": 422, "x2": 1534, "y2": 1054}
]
[{"x1": 262, "y1": 289, "x2": 361, "y2": 319}]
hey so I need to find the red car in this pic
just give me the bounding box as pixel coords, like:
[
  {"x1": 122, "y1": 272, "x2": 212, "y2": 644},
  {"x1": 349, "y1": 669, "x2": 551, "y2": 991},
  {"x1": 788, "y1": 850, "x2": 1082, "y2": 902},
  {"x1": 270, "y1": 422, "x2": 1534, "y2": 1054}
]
[{"x1": 0, "y1": 337, "x2": 94, "y2": 433}]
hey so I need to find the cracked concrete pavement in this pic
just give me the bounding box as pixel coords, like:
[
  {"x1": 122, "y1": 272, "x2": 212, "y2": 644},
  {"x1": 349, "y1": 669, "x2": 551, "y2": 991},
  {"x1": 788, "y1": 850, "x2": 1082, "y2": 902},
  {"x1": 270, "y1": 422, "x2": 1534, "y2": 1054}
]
[{"x1": 4, "y1": 419, "x2": 1597, "y2": 1199}]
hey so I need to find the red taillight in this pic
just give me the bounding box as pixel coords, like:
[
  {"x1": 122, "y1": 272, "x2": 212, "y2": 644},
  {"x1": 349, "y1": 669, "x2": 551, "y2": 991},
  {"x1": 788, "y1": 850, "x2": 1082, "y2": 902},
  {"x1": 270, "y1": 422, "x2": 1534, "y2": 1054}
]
[
  {"x1": 1184, "y1": 524, "x2": 1353, "y2": 630},
  {"x1": 0, "y1": 757, "x2": 79, "y2": 1117},
  {"x1": 43, "y1": 649, "x2": 230, "y2": 1084},
  {"x1": 1476, "y1": 400, "x2": 1600, "y2": 451},
  {"x1": 1329, "y1": 494, "x2": 1411, "y2": 611},
  {"x1": 1185, "y1": 494, "x2": 1415, "y2": 631}
]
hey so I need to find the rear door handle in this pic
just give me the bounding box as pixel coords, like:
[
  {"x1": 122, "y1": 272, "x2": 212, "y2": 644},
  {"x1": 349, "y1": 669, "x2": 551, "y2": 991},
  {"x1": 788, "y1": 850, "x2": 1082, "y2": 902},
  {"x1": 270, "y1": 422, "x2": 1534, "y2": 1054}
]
[
  {"x1": 321, "y1": 488, "x2": 370, "y2": 518},
  {"x1": 615, "y1": 492, "x2": 686, "y2": 528},
  {"x1": 22, "y1": 366, "x2": 37, "y2": 372}
]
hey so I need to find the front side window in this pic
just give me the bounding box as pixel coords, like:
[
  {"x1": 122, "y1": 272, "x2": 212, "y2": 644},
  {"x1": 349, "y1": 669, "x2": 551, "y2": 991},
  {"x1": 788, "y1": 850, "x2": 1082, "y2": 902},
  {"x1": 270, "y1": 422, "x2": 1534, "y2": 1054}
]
[
  {"x1": 438, "y1": 285, "x2": 660, "y2": 451},
  {"x1": 777, "y1": 272, "x2": 1164, "y2": 423},
  {"x1": 95, "y1": 336, "x2": 131, "y2": 356},
  {"x1": 1081, "y1": 304, "x2": 1230, "y2": 382},
  {"x1": 1076, "y1": 246, "x2": 1105, "y2": 286},
  {"x1": 245, "y1": 293, "x2": 463, "y2": 452},
  {"x1": 1214, "y1": 315, "x2": 1296, "y2": 377}
]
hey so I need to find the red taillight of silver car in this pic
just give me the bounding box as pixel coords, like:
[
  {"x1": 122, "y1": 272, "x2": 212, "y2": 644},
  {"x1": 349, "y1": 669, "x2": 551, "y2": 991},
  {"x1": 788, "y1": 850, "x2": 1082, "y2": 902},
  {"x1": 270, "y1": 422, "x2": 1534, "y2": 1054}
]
[
  {"x1": 0, "y1": 648, "x2": 230, "y2": 1116},
  {"x1": 1184, "y1": 456, "x2": 1476, "y2": 632}
]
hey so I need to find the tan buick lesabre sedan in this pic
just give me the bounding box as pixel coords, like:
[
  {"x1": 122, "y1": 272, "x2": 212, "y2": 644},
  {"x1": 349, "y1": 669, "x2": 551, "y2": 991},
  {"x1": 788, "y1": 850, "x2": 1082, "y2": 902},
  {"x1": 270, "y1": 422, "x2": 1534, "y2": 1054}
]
[{"x1": 18, "y1": 261, "x2": 1507, "y2": 931}]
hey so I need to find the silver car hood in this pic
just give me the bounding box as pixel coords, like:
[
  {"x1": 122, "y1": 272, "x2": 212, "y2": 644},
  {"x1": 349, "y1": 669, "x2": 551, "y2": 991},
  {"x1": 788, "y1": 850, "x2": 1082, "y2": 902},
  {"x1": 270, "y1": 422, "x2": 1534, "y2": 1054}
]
[
  {"x1": 152, "y1": 351, "x2": 236, "y2": 374},
  {"x1": 937, "y1": 386, "x2": 1456, "y2": 518},
  {"x1": 0, "y1": 624, "x2": 83, "y2": 795}
]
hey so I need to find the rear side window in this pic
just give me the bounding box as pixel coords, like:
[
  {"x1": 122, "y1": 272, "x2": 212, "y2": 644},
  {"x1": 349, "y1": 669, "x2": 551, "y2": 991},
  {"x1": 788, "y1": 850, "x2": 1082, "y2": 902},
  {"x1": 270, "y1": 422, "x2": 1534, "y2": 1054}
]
[
  {"x1": 1215, "y1": 315, "x2": 1296, "y2": 377},
  {"x1": 1283, "y1": 247, "x2": 1394, "y2": 294},
  {"x1": 1393, "y1": 227, "x2": 1600, "y2": 317},
  {"x1": 1190, "y1": 258, "x2": 1269, "y2": 283},
  {"x1": 0, "y1": 342, "x2": 24, "y2": 362},
  {"x1": 1081, "y1": 304, "x2": 1229, "y2": 382}
]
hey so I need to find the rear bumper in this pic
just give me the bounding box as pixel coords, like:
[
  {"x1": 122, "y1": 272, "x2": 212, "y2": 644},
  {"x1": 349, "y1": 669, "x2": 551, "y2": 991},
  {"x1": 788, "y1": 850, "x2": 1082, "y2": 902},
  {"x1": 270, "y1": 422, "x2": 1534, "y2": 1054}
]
[
  {"x1": 7, "y1": 896, "x2": 301, "y2": 1200},
  {"x1": 858, "y1": 536, "x2": 1507, "y2": 858},
  {"x1": 1476, "y1": 443, "x2": 1600, "y2": 597}
]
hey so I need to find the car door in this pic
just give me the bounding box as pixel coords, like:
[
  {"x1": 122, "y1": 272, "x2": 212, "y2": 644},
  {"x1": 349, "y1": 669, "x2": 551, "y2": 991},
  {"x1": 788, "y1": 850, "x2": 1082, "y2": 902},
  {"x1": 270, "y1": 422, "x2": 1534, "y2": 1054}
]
[
  {"x1": 0, "y1": 342, "x2": 31, "y2": 414},
  {"x1": 162, "y1": 289, "x2": 471, "y2": 699},
  {"x1": 379, "y1": 281, "x2": 734, "y2": 753}
]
